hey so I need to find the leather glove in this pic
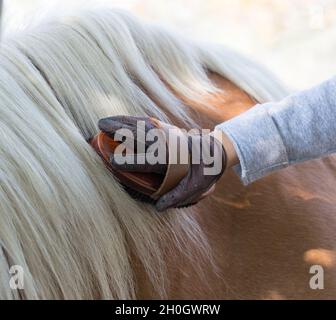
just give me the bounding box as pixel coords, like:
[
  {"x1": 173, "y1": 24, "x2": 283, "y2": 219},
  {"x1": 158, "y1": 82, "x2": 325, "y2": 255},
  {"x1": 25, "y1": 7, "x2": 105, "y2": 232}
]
[{"x1": 98, "y1": 116, "x2": 227, "y2": 211}]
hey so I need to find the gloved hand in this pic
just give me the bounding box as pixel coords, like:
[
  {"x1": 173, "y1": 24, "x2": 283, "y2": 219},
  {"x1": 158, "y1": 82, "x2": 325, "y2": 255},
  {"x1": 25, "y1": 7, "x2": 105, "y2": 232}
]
[{"x1": 98, "y1": 116, "x2": 227, "y2": 211}]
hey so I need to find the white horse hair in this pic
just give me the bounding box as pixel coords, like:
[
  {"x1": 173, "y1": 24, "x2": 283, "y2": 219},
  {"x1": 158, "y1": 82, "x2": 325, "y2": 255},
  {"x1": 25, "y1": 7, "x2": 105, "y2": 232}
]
[{"x1": 0, "y1": 7, "x2": 287, "y2": 299}]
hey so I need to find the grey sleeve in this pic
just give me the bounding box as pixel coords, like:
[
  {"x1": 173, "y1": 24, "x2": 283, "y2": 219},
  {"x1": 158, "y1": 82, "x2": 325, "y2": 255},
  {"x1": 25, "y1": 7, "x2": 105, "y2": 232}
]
[{"x1": 216, "y1": 77, "x2": 336, "y2": 185}]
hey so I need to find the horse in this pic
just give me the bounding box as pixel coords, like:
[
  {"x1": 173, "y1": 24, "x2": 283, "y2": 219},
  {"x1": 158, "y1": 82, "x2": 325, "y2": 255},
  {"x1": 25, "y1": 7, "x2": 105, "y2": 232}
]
[{"x1": 0, "y1": 7, "x2": 335, "y2": 299}]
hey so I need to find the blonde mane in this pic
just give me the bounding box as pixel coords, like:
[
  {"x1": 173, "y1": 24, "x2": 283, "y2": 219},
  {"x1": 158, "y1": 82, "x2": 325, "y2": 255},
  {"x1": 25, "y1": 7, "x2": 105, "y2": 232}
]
[{"x1": 0, "y1": 8, "x2": 287, "y2": 299}]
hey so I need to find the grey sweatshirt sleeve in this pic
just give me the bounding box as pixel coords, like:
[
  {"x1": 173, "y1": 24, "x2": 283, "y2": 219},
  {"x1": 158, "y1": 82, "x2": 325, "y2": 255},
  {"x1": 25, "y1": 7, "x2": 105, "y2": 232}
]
[{"x1": 216, "y1": 77, "x2": 336, "y2": 185}]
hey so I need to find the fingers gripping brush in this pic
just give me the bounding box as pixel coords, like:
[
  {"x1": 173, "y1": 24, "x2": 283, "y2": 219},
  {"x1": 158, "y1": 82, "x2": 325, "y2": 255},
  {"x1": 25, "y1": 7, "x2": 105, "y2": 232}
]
[{"x1": 90, "y1": 120, "x2": 190, "y2": 206}]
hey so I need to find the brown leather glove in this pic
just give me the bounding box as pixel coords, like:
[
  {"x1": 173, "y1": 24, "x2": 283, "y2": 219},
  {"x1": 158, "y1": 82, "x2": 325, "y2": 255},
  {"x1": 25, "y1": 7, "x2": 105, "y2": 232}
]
[{"x1": 98, "y1": 116, "x2": 227, "y2": 211}]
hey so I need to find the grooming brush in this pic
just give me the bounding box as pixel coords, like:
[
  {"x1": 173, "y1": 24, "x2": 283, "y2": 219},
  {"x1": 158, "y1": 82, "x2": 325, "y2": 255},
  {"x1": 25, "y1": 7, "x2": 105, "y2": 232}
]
[{"x1": 90, "y1": 120, "x2": 190, "y2": 205}]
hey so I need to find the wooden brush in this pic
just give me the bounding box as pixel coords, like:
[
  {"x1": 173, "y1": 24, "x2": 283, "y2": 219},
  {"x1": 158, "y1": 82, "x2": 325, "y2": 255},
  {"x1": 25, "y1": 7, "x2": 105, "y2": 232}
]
[{"x1": 90, "y1": 121, "x2": 190, "y2": 204}]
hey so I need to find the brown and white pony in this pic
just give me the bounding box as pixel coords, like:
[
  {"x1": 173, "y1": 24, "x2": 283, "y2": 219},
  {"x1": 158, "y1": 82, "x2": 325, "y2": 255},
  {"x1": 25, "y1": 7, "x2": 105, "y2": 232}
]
[{"x1": 0, "y1": 8, "x2": 335, "y2": 299}]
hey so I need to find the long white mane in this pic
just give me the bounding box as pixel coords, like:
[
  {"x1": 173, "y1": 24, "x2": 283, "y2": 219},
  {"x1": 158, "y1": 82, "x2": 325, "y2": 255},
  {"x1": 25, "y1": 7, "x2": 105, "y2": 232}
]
[{"x1": 0, "y1": 8, "x2": 287, "y2": 299}]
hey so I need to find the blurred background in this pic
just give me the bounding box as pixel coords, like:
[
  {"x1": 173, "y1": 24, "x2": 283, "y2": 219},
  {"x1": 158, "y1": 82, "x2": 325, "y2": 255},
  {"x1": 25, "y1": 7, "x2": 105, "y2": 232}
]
[{"x1": 3, "y1": 0, "x2": 336, "y2": 90}]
